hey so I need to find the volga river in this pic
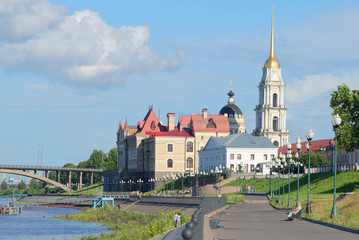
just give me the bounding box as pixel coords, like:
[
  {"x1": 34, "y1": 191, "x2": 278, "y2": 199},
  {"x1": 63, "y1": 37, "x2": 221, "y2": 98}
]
[{"x1": 0, "y1": 200, "x2": 111, "y2": 240}]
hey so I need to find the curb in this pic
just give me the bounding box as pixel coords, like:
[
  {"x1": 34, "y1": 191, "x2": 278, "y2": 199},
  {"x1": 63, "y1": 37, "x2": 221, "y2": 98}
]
[
  {"x1": 203, "y1": 205, "x2": 229, "y2": 240},
  {"x1": 266, "y1": 195, "x2": 359, "y2": 234},
  {"x1": 298, "y1": 216, "x2": 359, "y2": 234}
]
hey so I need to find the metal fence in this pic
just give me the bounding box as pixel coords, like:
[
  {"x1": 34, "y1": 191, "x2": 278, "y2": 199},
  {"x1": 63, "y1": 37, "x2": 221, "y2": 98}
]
[{"x1": 305, "y1": 164, "x2": 359, "y2": 173}]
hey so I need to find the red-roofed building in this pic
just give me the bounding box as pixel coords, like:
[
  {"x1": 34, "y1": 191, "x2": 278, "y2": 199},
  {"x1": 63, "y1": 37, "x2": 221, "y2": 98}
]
[{"x1": 106, "y1": 107, "x2": 231, "y2": 192}]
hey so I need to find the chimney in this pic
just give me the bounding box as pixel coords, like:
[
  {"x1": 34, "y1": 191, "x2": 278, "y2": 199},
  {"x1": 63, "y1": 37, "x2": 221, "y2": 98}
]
[
  {"x1": 178, "y1": 122, "x2": 184, "y2": 132},
  {"x1": 202, "y1": 108, "x2": 208, "y2": 119},
  {"x1": 167, "y1": 112, "x2": 176, "y2": 131}
]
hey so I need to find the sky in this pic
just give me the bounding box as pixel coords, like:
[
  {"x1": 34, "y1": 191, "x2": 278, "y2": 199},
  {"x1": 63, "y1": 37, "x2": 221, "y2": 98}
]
[{"x1": 0, "y1": 0, "x2": 359, "y2": 169}]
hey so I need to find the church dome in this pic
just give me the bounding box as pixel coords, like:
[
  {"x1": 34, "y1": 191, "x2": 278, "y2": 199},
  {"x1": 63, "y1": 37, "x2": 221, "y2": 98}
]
[
  {"x1": 264, "y1": 56, "x2": 280, "y2": 68},
  {"x1": 219, "y1": 90, "x2": 243, "y2": 117},
  {"x1": 219, "y1": 104, "x2": 243, "y2": 117}
]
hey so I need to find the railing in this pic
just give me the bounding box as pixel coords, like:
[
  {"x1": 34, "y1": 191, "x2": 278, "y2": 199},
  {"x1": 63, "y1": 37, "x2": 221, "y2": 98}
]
[
  {"x1": 182, "y1": 197, "x2": 227, "y2": 239},
  {"x1": 0, "y1": 164, "x2": 102, "y2": 172},
  {"x1": 305, "y1": 163, "x2": 359, "y2": 173}
]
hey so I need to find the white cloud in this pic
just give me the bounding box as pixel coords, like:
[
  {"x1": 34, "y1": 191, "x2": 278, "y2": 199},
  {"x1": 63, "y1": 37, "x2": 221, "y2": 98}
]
[
  {"x1": 0, "y1": 0, "x2": 67, "y2": 41},
  {"x1": 286, "y1": 69, "x2": 359, "y2": 104},
  {"x1": 0, "y1": 1, "x2": 185, "y2": 87}
]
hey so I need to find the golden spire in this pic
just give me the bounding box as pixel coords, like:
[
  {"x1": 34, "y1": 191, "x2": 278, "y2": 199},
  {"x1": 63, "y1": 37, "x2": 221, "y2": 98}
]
[{"x1": 264, "y1": 10, "x2": 280, "y2": 68}]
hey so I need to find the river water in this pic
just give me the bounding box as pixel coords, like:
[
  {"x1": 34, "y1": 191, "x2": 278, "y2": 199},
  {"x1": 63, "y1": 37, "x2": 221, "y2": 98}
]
[{"x1": 0, "y1": 200, "x2": 111, "y2": 240}]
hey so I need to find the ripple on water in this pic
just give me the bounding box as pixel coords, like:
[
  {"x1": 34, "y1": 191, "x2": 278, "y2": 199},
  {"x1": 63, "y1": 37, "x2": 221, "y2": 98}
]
[{"x1": 0, "y1": 207, "x2": 112, "y2": 240}]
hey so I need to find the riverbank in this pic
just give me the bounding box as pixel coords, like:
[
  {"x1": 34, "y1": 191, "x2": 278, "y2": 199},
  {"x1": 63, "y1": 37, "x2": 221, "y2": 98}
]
[{"x1": 56, "y1": 206, "x2": 190, "y2": 240}]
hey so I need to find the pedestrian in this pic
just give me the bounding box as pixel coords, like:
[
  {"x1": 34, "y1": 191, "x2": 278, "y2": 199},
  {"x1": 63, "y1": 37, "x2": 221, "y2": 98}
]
[
  {"x1": 251, "y1": 185, "x2": 254, "y2": 192},
  {"x1": 244, "y1": 185, "x2": 247, "y2": 193},
  {"x1": 177, "y1": 213, "x2": 181, "y2": 226},
  {"x1": 118, "y1": 204, "x2": 121, "y2": 210},
  {"x1": 173, "y1": 212, "x2": 179, "y2": 227}
]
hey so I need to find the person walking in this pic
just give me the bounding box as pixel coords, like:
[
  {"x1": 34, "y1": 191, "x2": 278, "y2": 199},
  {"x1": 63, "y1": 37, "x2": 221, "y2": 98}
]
[
  {"x1": 177, "y1": 213, "x2": 181, "y2": 226},
  {"x1": 173, "y1": 212, "x2": 179, "y2": 227}
]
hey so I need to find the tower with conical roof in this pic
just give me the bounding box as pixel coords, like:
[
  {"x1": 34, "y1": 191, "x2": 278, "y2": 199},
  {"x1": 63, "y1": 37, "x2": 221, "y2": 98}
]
[
  {"x1": 219, "y1": 81, "x2": 246, "y2": 134},
  {"x1": 253, "y1": 11, "x2": 289, "y2": 147}
]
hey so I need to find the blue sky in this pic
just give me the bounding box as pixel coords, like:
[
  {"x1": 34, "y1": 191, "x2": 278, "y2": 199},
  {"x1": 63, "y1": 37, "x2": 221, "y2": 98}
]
[{"x1": 1, "y1": 0, "x2": 359, "y2": 169}]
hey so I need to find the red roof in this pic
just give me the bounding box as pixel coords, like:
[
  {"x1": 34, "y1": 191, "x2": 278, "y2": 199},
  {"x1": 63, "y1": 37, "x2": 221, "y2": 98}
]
[
  {"x1": 179, "y1": 114, "x2": 229, "y2": 133},
  {"x1": 146, "y1": 127, "x2": 194, "y2": 137},
  {"x1": 278, "y1": 139, "x2": 334, "y2": 154}
]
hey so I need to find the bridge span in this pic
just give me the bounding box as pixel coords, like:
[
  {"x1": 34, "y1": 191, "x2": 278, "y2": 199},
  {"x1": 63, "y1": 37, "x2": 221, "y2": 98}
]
[{"x1": 0, "y1": 164, "x2": 103, "y2": 192}]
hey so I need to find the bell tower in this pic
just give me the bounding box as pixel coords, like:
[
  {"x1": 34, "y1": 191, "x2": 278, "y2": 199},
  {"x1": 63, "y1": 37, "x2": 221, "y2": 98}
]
[{"x1": 253, "y1": 11, "x2": 289, "y2": 147}]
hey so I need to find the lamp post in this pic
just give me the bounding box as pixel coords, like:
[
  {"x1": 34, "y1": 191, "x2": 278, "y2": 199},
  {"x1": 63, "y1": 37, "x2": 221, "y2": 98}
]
[
  {"x1": 128, "y1": 179, "x2": 133, "y2": 192},
  {"x1": 286, "y1": 143, "x2": 292, "y2": 207},
  {"x1": 295, "y1": 137, "x2": 302, "y2": 207},
  {"x1": 279, "y1": 153, "x2": 285, "y2": 205},
  {"x1": 137, "y1": 179, "x2": 143, "y2": 193},
  {"x1": 235, "y1": 165, "x2": 239, "y2": 202},
  {"x1": 120, "y1": 180, "x2": 125, "y2": 192},
  {"x1": 275, "y1": 163, "x2": 279, "y2": 203},
  {"x1": 331, "y1": 114, "x2": 341, "y2": 218},
  {"x1": 195, "y1": 170, "x2": 199, "y2": 197},
  {"x1": 306, "y1": 129, "x2": 314, "y2": 214},
  {"x1": 269, "y1": 162, "x2": 273, "y2": 197},
  {"x1": 181, "y1": 172, "x2": 184, "y2": 194},
  {"x1": 215, "y1": 166, "x2": 221, "y2": 196},
  {"x1": 254, "y1": 166, "x2": 259, "y2": 192},
  {"x1": 239, "y1": 162, "x2": 244, "y2": 193}
]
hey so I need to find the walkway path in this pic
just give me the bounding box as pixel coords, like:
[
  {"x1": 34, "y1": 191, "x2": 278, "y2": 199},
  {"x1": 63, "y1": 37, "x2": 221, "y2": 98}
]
[{"x1": 209, "y1": 193, "x2": 358, "y2": 240}]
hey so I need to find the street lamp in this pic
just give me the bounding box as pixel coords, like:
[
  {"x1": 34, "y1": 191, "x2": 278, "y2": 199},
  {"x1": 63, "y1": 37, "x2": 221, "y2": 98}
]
[
  {"x1": 137, "y1": 179, "x2": 143, "y2": 193},
  {"x1": 254, "y1": 166, "x2": 260, "y2": 192},
  {"x1": 306, "y1": 129, "x2": 314, "y2": 213},
  {"x1": 120, "y1": 180, "x2": 125, "y2": 192},
  {"x1": 279, "y1": 153, "x2": 285, "y2": 205},
  {"x1": 331, "y1": 114, "x2": 341, "y2": 218},
  {"x1": 296, "y1": 137, "x2": 302, "y2": 207},
  {"x1": 128, "y1": 179, "x2": 134, "y2": 192},
  {"x1": 235, "y1": 165, "x2": 240, "y2": 201},
  {"x1": 286, "y1": 142, "x2": 292, "y2": 207},
  {"x1": 215, "y1": 166, "x2": 221, "y2": 195},
  {"x1": 239, "y1": 162, "x2": 244, "y2": 193},
  {"x1": 269, "y1": 162, "x2": 273, "y2": 197}
]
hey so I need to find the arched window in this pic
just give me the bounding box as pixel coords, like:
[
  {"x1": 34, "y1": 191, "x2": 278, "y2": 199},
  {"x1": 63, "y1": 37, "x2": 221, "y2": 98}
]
[
  {"x1": 206, "y1": 118, "x2": 217, "y2": 128},
  {"x1": 273, "y1": 116, "x2": 279, "y2": 131},
  {"x1": 167, "y1": 159, "x2": 173, "y2": 168},
  {"x1": 151, "y1": 121, "x2": 156, "y2": 130},
  {"x1": 250, "y1": 154, "x2": 255, "y2": 160},
  {"x1": 230, "y1": 154, "x2": 234, "y2": 160},
  {"x1": 273, "y1": 141, "x2": 279, "y2": 147},
  {"x1": 263, "y1": 154, "x2": 268, "y2": 160},
  {"x1": 186, "y1": 157, "x2": 193, "y2": 168},
  {"x1": 186, "y1": 142, "x2": 193, "y2": 152},
  {"x1": 273, "y1": 93, "x2": 278, "y2": 107}
]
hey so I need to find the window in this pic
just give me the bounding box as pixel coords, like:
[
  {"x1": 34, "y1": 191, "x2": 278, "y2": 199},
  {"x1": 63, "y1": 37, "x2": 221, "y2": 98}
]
[
  {"x1": 206, "y1": 118, "x2": 217, "y2": 128},
  {"x1": 250, "y1": 154, "x2": 255, "y2": 160},
  {"x1": 263, "y1": 154, "x2": 268, "y2": 160},
  {"x1": 271, "y1": 154, "x2": 275, "y2": 160},
  {"x1": 230, "y1": 154, "x2": 234, "y2": 160},
  {"x1": 167, "y1": 144, "x2": 173, "y2": 152},
  {"x1": 237, "y1": 154, "x2": 241, "y2": 160},
  {"x1": 167, "y1": 159, "x2": 173, "y2": 168},
  {"x1": 230, "y1": 164, "x2": 234, "y2": 170},
  {"x1": 186, "y1": 157, "x2": 193, "y2": 168},
  {"x1": 273, "y1": 141, "x2": 279, "y2": 147},
  {"x1": 201, "y1": 136, "x2": 204, "y2": 140},
  {"x1": 151, "y1": 121, "x2": 156, "y2": 130},
  {"x1": 250, "y1": 164, "x2": 254, "y2": 172},
  {"x1": 273, "y1": 117, "x2": 279, "y2": 131},
  {"x1": 273, "y1": 93, "x2": 278, "y2": 107},
  {"x1": 186, "y1": 142, "x2": 193, "y2": 152}
]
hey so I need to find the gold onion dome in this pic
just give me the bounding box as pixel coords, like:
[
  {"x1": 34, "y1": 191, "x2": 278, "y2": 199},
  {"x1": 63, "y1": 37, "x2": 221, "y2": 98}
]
[{"x1": 264, "y1": 11, "x2": 280, "y2": 68}]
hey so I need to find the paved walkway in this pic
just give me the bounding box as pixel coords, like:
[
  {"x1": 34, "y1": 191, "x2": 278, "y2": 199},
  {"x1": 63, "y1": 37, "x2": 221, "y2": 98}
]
[{"x1": 209, "y1": 193, "x2": 358, "y2": 240}]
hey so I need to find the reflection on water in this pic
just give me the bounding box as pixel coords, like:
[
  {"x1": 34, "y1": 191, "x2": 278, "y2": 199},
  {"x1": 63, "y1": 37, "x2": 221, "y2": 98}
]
[{"x1": 0, "y1": 204, "x2": 111, "y2": 240}]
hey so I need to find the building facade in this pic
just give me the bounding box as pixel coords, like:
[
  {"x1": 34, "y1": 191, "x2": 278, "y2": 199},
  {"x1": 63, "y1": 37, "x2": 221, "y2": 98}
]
[
  {"x1": 105, "y1": 108, "x2": 230, "y2": 192},
  {"x1": 253, "y1": 12, "x2": 290, "y2": 147},
  {"x1": 199, "y1": 133, "x2": 278, "y2": 175}
]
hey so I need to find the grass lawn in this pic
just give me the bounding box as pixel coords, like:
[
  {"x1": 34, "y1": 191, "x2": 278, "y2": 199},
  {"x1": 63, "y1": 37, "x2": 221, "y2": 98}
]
[
  {"x1": 67, "y1": 183, "x2": 103, "y2": 195},
  {"x1": 56, "y1": 206, "x2": 190, "y2": 240}
]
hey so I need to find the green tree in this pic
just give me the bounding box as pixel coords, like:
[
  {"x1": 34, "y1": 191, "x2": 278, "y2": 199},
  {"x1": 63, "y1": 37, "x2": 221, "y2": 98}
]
[
  {"x1": 17, "y1": 181, "x2": 27, "y2": 190},
  {"x1": 330, "y1": 84, "x2": 359, "y2": 152},
  {"x1": 299, "y1": 152, "x2": 329, "y2": 168},
  {"x1": 1, "y1": 181, "x2": 8, "y2": 190},
  {"x1": 103, "y1": 148, "x2": 118, "y2": 170}
]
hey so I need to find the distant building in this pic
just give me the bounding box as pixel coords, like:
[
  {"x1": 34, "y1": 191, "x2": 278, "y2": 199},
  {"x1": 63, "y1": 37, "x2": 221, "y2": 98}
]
[
  {"x1": 199, "y1": 133, "x2": 277, "y2": 175},
  {"x1": 219, "y1": 85, "x2": 246, "y2": 134},
  {"x1": 104, "y1": 107, "x2": 230, "y2": 192},
  {"x1": 253, "y1": 12, "x2": 290, "y2": 147}
]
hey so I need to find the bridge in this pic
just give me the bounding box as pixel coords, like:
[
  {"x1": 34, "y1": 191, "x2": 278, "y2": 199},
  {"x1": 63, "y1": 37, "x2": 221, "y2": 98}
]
[{"x1": 0, "y1": 165, "x2": 103, "y2": 192}]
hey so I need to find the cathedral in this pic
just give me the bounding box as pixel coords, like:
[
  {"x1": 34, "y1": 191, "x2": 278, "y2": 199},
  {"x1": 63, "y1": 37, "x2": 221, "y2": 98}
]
[{"x1": 252, "y1": 12, "x2": 290, "y2": 147}]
